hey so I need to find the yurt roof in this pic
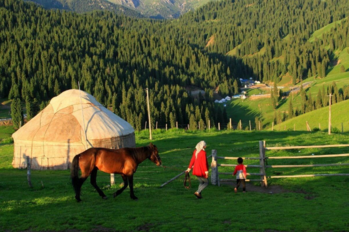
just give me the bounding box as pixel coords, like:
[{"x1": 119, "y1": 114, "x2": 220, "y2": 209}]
[{"x1": 12, "y1": 89, "x2": 134, "y2": 144}]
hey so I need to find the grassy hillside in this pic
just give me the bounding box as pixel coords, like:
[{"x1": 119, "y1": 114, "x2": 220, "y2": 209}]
[
  {"x1": 273, "y1": 99, "x2": 349, "y2": 132},
  {"x1": 308, "y1": 19, "x2": 344, "y2": 43},
  {"x1": 223, "y1": 29, "x2": 349, "y2": 130},
  {"x1": 1, "y1": 127, "x2": 349, "y2": 231}
]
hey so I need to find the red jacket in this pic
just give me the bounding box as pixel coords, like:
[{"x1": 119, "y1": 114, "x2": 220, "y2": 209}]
[
  {"x1": 233, "y1": 164, "x2": 247, "y2": 179},
  {"x1": 188, "y1": 149, "x2": 209, "y2": 178}
]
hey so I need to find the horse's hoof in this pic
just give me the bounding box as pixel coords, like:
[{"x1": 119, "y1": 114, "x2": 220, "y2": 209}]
[
  {"x1": 131, "y1": 196, "x2": 138, "y2": 200},
  {"x1": 75, "y1": 197, "x2": 82, "y2": 202}
]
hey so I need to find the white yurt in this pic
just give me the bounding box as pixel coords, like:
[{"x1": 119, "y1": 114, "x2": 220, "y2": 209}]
[{"x1": 12, "y1": 89, "x2": 135, "y2": 170}]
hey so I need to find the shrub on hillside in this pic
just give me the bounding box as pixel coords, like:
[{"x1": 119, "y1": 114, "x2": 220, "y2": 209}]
[{"x1": 331, "y1": 127, "x2": 341, "y2": 133}]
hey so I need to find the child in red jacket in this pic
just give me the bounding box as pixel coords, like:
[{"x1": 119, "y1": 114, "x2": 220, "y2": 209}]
[{"x1": 233, "y1": 157, "x2": 247, "y2": 193}]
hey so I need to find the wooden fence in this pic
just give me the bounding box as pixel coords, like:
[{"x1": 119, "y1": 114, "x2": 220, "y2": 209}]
[{"x1": 211, "y1": 141, "x2": 349, "y2": 187}]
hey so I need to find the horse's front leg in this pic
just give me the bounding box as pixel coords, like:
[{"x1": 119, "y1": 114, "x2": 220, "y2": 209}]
[
  {"x1": 113, "y1": 174, "x2": 128, "y2": 198},
  {"x1": 90, "y1": 168, "x2": 107, "y2": 200},
  {"x1": 128, "y1": 175, "x2": 138, "y2": 200}
]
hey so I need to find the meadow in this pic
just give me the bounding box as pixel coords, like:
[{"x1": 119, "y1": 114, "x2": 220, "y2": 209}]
[{"x1": 1, "y1": 127, "x2": 349, "y2": 231}]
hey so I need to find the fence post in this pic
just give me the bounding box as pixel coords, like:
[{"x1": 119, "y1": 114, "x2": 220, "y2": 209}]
[
  {"x1": 110, "y1": 173, "x2": 115, "y2": 186},
  {"x1": 27, "y1": 156, "x2": 32, "y2": 188},
  {"x1": 210, "y1": 150, "x2": 219, "y2": 186},
  {"x1": 259, "y1": 141, "x2": 268, "y2": 187}
]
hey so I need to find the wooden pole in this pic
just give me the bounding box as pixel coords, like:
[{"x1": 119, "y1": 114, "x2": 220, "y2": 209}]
[
  {"x1": 230, "y1": 118, "x2": 232, "y2": 130},
  {"x1": 166, "y1": 124, "x2": 167, "y2": 131},
  {"x1": 110, "y1": 173, "x2": 115, "y2": 185},
  {"x1": 209, "y1": 120, "x2": 210, "y2": 130},
  {"x1": 239, "y1": 120, "x2": 242, "y2": 130},
  {"x1": 218, "y1": 123, "x2": 220, "y2": 130},
  {"x1": 210, "y1": 150, "x2": 218, "y2": 186},
  {"x1": 328, "y1": 93, "x2": 332, "y2": 135},
  {"x1": 270, "y1": 174, "x2": 349, "y2": 178},
  {"x1": 160, "y1": 171, "x2": 186, "y2": 188},
  {"x1": 176, "y1": 121, "x2": 178, "y2": 129},
  {"x1": 146, "y1": 88, "x2": 152, "y2": 140},
  {"x1": 266, "y1": 144, "x2": 349, "y2": 150},
  {"x1": 249, "y1": 120, "x2": 251, "y2": 131},
  {"x1": 145, "y1": 121, "x2": 147, "y2": 130},
  {"x1": 156, "y1": 121, "x2": 158, "y2": 130},
  {"x1": 259, "y1": 141, "x2": 267, "y2": 187},
  {"x1": 27, "y1": 156, "x2": 32, "y2": 188},
  {"x1": 78, "y1": 82, "x2": 88, "y2": 149}
]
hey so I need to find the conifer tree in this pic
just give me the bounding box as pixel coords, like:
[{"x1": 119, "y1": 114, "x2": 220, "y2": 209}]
[
  {"x1": 233, "y1": 79, "x2": 239, "y2": 94},
  {"x1": 11, "y1": 98, "x2": 24, "y2": 130},
  {"x1": 288, "y1": 100, "x2": 293, "y2": 119},
  {"x1": 189, "y1": 114, "x2": 197, "y2": 130}
]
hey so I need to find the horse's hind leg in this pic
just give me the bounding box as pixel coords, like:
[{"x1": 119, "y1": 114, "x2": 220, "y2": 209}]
[
  {"x1": 128, "y1": 175, "x2": 138, "y2": 200},
  {"x1": 90, "y1": 168, "x2": 107, "y2": 200},
  {"x1": 113, "y1": 174, "x2": 128, "y2": 198},
  {"x1": 74, "y1": 177, "x2": 87, "y2": 202}
]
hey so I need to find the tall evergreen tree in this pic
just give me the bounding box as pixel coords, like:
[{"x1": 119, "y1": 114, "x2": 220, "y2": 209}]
[{"x1": 11, "y1": 98, "x2": 24, "y2": 130}]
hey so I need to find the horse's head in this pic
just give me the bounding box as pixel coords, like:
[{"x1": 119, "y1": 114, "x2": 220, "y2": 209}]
[{"x1": 148, "y1": 143, "x2": 161, "y2": 166}]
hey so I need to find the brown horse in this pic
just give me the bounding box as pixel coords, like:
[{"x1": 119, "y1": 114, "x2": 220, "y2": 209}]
[{"x1": 71, "y1": 143, "x2": 161, "y2": 202}]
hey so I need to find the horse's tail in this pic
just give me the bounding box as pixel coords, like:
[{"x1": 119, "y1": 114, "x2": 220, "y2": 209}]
[{"x1": 71, "y1": 154, "x2": 80, "y2": 193}]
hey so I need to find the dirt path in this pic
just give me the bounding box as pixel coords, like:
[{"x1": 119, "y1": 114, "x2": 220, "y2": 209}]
[{"x1": 221, "y1": 182, "x2": 290, "y2": 194}]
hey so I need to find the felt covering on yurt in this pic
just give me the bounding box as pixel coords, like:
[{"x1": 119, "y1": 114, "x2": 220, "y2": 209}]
[{"x1": 12, "y1": 89, "x2": 135, "y2": 170}]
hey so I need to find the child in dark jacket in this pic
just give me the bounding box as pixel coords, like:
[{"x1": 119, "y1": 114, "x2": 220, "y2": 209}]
[{"x1": 233, "y1": 157, "x2": 247, "y2": 193}]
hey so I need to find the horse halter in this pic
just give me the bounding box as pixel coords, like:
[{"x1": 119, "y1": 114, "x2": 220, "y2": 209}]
[{"x1": 148, "y1": 146, "x2": 161, "y2": 164}]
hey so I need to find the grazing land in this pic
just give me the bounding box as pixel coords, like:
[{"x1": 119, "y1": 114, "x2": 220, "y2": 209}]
[{"x1": 1, "y1": 127, "x2": 349, "y2": 231}]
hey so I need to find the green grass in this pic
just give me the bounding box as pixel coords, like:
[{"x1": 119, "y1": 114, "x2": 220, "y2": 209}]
[
  {"x1": 1, "y1": 127, "x2": 349, "y2": 231},
  {"x1": 273, "y1": 98, "x2": 349, "y2": 132}
]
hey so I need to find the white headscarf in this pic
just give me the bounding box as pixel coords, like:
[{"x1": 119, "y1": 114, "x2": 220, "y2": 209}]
[{"x1": 195, "y1": 141, "x2": 206, "y2": 158}]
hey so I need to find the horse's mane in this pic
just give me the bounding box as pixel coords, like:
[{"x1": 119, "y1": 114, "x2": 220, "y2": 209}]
[{"x1": 130, "y1": 145, "x2": 151, "y2": 163}]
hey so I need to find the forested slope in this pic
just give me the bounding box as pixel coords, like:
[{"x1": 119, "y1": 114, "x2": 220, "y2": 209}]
[
  {"x1": 119, "y1": 0, "x2": 349, "y2": 84},
  {"x1": 0, "y1": 0, "x2": 233, "y2": 130}
]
